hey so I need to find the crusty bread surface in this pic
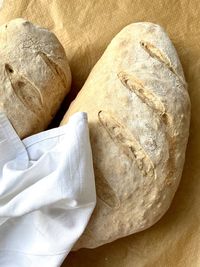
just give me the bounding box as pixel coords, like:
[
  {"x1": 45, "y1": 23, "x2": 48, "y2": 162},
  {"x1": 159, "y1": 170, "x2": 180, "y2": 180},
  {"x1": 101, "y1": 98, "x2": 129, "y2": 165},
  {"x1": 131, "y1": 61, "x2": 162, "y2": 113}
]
[{"x1": 61, "y1": 22, "x2": 191, "y2": 249}]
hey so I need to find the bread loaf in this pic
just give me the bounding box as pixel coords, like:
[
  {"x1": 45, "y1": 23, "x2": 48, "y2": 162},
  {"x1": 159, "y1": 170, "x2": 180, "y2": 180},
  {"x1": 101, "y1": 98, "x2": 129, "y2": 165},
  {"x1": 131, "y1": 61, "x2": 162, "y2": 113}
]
[
  {"x1": 61, "y1": 22, "x2": 191, "y2": 249},
  {"x1": 0, "y1": 18, "x2": 71, "y2": 138}
]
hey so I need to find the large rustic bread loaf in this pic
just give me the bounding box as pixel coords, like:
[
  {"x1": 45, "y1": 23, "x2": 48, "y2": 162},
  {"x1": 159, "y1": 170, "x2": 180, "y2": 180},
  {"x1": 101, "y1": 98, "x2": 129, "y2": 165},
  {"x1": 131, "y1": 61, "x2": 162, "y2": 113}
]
[
  {"x1": 0, "y1": 18, "x2": 71, "y2": 139},
  {"x1": 61, "y1": 22, "x2": 191, "y2": 249}
]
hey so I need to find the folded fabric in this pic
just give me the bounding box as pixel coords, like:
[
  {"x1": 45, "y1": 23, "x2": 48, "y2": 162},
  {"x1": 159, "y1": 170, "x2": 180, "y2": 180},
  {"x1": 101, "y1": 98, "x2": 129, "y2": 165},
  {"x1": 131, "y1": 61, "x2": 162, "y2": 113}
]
[{"x1": 0, "y1": 112, "x2": 96, "y2": 267}]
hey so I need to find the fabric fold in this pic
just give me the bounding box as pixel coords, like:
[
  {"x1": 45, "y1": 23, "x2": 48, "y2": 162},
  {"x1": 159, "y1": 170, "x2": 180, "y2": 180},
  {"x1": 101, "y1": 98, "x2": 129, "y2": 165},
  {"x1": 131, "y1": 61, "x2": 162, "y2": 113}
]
[{"x1": 0, "y1": 112, "x2": 96, "y2": 267}]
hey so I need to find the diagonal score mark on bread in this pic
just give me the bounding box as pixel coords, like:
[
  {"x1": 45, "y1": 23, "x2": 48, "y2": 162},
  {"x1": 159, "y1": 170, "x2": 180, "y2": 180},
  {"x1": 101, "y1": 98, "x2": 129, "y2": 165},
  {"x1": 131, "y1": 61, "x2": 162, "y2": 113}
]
[
  {"x1": 118, "y1": 71, "x2": 175, "y2": 186},
  {"x1": 98, "y1": 110, "x2": 156, "y2": 180},
  {"x1": 140, "y1": 40, "x2": 186, "y2": 86},
  {"x1": 118, "y1": 71, "x2": 173, "y2": 126},
  {"x1": 118, "y1": 71, "x2": 166, "y2": 118},
  {"x1": 5, "y1": 63, "x2": 44, "y2": 116},
  {"x1": 37, "y1": 51, "x2": 68, "y2": 90},
  {"x1": 94, "y1": 163, "x2": 120, "y2": 209}
]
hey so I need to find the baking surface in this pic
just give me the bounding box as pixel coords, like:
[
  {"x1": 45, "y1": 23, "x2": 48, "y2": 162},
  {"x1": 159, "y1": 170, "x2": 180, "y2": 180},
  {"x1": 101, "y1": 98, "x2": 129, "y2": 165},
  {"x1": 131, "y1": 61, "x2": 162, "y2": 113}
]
[{"x1": 0, "y1": 0, "x2": 199, "y2": 266}]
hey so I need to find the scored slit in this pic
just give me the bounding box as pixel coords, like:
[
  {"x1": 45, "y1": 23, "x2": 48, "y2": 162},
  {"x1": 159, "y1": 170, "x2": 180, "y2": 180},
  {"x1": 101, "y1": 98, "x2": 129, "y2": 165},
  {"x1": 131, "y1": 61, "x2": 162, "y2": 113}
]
[
  {"x1": 98, "y1": 110, "x2": 156, "y2": 180},
  {"x1": 118, "y1": 69, "x2": 175, "y2": 187},
  {"x1": 140, "y1": 41, "x2": 186, "y2": 85},
  {"x1": 37, "y1": 51, "x2": 68, "y2": 89},
  {"x1": 5, "y1": 63, "x2": 44, "y2": 116},
  {"x1": 94, "y1": 163, "x2": 120, "y2": 209},
  {"x1": 118, "y1": 71, "x2": 166, "y2": 117}
]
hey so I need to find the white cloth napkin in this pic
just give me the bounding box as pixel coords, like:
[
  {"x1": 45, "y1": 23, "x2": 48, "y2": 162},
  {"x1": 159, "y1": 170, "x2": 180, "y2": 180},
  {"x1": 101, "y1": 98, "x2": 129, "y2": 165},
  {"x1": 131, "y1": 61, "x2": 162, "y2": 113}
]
[{"x1": 0, "y1": 112, "x2": 96, "y2": 267}]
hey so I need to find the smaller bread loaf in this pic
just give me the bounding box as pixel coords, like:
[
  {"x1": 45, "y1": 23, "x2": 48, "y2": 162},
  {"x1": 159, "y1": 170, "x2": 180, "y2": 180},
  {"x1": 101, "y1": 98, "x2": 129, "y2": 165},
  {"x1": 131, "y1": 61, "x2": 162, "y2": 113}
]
[
  {"x1": 61, "y1": 22, "x2": 191, "y2": 249},
  {"x1": 0, "y1": 18, "x2": 71, "y2": 138}
]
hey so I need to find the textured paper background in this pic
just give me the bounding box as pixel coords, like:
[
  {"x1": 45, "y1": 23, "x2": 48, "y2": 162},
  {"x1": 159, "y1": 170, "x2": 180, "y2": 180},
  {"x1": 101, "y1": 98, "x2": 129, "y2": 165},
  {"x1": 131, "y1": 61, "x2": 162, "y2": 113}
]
[{"x1": 0, "y1": 0, "x2": 199, "y2": 266}]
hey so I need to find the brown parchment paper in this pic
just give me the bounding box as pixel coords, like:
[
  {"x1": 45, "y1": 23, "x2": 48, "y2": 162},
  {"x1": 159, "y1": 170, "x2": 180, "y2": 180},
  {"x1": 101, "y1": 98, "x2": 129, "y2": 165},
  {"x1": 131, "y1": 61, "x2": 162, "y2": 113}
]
[{"x1": 0, "y1": 0, "x2": 199, "y2": 266}]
